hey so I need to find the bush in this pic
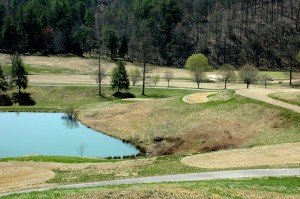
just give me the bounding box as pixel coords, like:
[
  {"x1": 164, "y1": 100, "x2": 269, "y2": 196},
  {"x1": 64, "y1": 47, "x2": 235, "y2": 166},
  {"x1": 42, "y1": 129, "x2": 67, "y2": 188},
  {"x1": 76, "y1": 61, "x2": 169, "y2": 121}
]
[
  {"x1": 112, "y1": 92, "x2": 135, "y2": 99},
  {"x1": 12, "y1": 92, "x2": 35, "y2": 106},
  {"x1": 0, "y1": 94, "x2": 13, "y2": 106}
]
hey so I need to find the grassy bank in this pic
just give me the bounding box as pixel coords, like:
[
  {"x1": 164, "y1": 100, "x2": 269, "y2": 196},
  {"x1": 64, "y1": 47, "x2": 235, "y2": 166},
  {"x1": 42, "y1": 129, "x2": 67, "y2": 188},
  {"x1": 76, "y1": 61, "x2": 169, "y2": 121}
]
[
  {"x1": 269, "y1": 92, "x2": 300, "y2": 106},
  {"x1": 0, "y1": 156, "x2": 122, "y2": 164},
  {"x1": 79, "y1": 90, "x2": 300, "y2": 155},
  {"x1": 3, "y1": 177, "x2": 300, "y2": 199}
]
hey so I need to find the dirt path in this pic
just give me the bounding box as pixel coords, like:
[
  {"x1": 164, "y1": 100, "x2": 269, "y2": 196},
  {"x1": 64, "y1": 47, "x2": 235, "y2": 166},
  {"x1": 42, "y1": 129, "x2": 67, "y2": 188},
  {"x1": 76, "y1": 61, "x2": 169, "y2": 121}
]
[
  {"x1": 181, "y1": 143, "x2": 300, "y2": 169},
  {"x1": 236, "y1": 88, "x2": 300, "y2": 113},
  {"x1": 1, "y1": 169, "x2": 299, "y2": 197},
  {"x1": 182, "y1": 92, "x2": 216, "y2": 104},
  {"x1": 0, "y1": 159, "x2": 154, "y2": 194}
]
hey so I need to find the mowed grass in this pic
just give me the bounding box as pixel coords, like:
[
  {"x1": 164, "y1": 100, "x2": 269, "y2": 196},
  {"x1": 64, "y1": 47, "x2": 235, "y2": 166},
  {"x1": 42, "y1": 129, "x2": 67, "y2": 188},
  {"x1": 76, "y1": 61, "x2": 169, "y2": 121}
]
[
  {"x1": 3, "y1": 177, "x2": 300, "y2": 199},
  {"x1": 1, "y1": 64, "x2": 77, "y2": 75},
  {"x1": 269, "y1": 92, "x2": 300, "y2": 106},
  {"x1": 79, "y1": 90, "x2": 300, "y2": 155},
  {"x1": 0, "y1": 85, "x2": 193, "y2": 112}
]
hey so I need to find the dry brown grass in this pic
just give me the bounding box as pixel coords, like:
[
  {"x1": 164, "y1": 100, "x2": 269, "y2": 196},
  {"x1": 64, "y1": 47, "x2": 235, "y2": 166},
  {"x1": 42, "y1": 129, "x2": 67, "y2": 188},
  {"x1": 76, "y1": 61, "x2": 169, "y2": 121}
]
[
  {"x1": 79, "y1": 92, "x2": 300, "y2": 155},
  {"x1": 181, "y1": 142, "x2": 300, "y2": 169},
  {"x1": 0, "y1": 158, "x2": 154, "y2": 193}
]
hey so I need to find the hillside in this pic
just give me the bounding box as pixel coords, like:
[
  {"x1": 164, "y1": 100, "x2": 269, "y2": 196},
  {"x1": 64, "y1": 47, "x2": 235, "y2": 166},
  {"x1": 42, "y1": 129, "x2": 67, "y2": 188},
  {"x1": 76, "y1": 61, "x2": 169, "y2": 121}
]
[{"x1": 0, "y1": 0, "x2": 299, "y2": 69}]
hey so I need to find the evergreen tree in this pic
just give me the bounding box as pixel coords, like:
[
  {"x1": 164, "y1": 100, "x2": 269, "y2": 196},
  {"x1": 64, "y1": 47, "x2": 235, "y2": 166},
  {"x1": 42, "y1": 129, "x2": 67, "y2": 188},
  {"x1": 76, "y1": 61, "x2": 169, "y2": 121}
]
[
  {"x1": 10, "y1": 54, "x2": 28, "y2": 95},
  {"x1": 111, "y1": 61, "x2": 129, "y2": 92},
  {"x1": 102, "y1": 26, "x2": 118, "y2": 60},
  {"x1": 0, "y1": 65, "x2": 8, "y2": 93},
  {"x1": 119, "y1": 35, "x2": 128, "y2": 59}
]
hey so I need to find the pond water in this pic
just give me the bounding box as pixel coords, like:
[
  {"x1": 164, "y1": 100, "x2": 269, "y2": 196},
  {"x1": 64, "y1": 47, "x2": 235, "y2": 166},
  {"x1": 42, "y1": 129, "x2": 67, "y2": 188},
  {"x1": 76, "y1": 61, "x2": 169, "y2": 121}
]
[{"x1": 0, "y1": 112, "x2": 139, "y2": 158}]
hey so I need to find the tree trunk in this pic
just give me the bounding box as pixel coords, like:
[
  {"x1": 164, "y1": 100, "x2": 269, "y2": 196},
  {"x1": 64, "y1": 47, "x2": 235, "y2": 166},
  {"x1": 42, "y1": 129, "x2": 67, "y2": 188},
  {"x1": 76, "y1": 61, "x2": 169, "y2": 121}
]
[
  {"x1": 197, "y1": 82, "x2": 200, "y2": 89},
  {"x1": 225, "y1": 81, "x2": 227, "y2": 89},
  {"x1": 168, "y1": 81, "x2": 170, "y2": 87},
  {"x1": 247, "y1": 83, "x2": 250, "y2": 89},
  {"x1": 98, "y1": 48, "x2": 102, "y2": 96},
  {"x1": 142, "y1": 57, "x2": 146, "y2": 95},
  {"x1": 290, "y1": 66, "x2": 292, "y2": 85}
]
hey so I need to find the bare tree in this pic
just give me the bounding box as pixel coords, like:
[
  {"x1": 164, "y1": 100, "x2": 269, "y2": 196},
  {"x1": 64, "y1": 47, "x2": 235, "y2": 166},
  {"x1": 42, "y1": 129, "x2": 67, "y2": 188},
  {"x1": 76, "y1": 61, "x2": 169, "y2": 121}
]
[
  {"x1": 218, "y1": 64, "x2": 236, "y2": 89},
  {"x1": 94, "y1": 57, "x2": 106, "y2": 96},
  {"x1": 151, "y1": 74, "x2": 160, "y2": 86},
  {"x1": 164, "y1": 70, "x2": 174, "y2": 87},
  {"x1": 129, "y1": 68, "x2": 141, "y2": 86},
  {"x1": 77, "y1": 144, "x2": 86, "y2": 158},
  {"x1": 239, "y1": 65, "x2": 259, "y2": 89},
  {"x1": 260, "y1": 73, "x2": 271, "y2": 88}
]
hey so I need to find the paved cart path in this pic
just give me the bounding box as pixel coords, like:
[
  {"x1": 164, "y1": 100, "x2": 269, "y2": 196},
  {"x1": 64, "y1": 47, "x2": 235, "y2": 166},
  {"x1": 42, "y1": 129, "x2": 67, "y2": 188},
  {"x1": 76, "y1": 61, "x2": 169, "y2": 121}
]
[
  {"x1": 236, "y1": 88, "x2": 300, "y2": 113},
  {"x1": 1, "y1": 169, "x2": 299, "y2": 197}
]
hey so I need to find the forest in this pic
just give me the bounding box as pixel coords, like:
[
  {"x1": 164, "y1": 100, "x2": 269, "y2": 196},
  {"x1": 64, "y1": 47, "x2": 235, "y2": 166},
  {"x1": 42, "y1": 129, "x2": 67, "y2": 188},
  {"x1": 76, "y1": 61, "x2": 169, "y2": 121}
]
[{"x1": 0, "y1": 0, "x2": 299, "y2": 70}]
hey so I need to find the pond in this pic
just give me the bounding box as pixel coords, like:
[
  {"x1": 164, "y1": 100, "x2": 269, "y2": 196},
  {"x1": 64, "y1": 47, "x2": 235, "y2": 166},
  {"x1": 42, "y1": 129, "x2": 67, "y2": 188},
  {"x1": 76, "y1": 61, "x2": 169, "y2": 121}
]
[{"x1": 0, "y1": 112, "x2": 139, "y2": 158}]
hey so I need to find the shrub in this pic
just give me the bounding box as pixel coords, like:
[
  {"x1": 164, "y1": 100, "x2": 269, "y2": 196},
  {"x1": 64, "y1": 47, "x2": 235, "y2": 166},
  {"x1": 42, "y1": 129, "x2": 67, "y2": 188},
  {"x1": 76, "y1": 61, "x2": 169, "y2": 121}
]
[
  {"x1": 112, "y1": 92, "x2": 135, "y2": 99},
  {"x1": 0, "y1": 94, "x2": 13, "y2": 106},
  {"x1": 11, "y1": 92, "x2": 35, "y2": 106}
]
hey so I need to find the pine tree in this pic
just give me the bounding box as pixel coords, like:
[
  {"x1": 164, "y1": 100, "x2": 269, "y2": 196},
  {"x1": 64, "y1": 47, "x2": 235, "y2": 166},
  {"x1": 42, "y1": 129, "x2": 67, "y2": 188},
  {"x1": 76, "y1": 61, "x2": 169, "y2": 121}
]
[
  {"x1": 10, "y1": 54, "x2": 28, "y2": 95},
  {"x1": 0, "y1": 65, "x2": 8, "y2": 93},
  {"x1": 111, "y1": 61, "x2": 129, "y2": 92}
]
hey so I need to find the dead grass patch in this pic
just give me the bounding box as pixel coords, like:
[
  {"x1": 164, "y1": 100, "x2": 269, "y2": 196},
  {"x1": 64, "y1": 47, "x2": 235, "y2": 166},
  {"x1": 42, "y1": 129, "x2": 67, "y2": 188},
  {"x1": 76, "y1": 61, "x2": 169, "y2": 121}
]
[
  {"x1": 79, "y1": 92, "x2": 300, "y2": 155},
  {"x1": 181, "y1": 142, "x2": 300, "y2": 169}
]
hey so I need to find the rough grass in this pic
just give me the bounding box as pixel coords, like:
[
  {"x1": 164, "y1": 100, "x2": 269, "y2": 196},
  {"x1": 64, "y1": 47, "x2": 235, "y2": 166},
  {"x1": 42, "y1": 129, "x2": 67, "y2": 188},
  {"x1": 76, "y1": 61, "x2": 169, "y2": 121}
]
[
  {"x1": 269, "y1": 92, "x2": 300, "y2": 106},
  {"x1": 0, "y1": 156, "x2": 121, "y2": 164},
  {"x1": 3, "y1": 177, "x2": 300, "y2": 199},
  {"x1": 79, "y1": 91, "x2": 300, "y2": 155}
]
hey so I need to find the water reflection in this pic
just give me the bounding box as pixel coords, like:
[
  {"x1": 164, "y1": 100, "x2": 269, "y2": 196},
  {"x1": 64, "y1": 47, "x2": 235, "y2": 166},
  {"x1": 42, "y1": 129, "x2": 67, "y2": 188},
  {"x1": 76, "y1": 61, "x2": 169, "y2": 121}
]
[{"x1": 61, "y1": 114, "x2": 79, "y2": 129}]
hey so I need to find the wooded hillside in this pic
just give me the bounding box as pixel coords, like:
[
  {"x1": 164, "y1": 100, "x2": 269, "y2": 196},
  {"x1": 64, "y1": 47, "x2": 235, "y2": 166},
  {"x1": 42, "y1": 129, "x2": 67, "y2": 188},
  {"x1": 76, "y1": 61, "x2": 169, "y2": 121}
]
[{"x1": 0, "y1": 0, "x2": 299, "y2": 69}]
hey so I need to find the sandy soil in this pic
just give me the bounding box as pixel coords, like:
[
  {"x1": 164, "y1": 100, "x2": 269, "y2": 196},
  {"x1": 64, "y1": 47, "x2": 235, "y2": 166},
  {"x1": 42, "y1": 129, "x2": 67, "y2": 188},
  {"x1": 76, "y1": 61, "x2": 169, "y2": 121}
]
[
  {"x1": 0, "y1": 158, "x2": 154, "y2": 193},
  {"x1": 181, "y1": 142, "x2": 300, "y2": 169},
  {"x1": 122, "y1": 98, "x2": 154, "y2": 102},
  {"x1": 182, "y1": 92, "x2": 216, "y2": 104}
]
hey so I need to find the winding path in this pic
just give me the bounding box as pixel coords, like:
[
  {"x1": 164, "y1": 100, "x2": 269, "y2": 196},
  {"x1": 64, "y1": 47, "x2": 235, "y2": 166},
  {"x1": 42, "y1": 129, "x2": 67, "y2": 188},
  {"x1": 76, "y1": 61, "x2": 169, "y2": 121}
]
[
  {"x1": 236, "y1": 88, "x2": 300, "y2": 113},
  {"x1": 0, "y1": 169, "x2": 299, "y2": 197}
]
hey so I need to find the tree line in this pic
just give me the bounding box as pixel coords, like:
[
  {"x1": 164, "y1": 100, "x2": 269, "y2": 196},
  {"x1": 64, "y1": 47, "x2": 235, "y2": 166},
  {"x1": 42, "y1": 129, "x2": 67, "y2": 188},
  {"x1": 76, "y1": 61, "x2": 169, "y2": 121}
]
[{"x1": 0, "y1": 0, "x2": 299, "y2": 70}]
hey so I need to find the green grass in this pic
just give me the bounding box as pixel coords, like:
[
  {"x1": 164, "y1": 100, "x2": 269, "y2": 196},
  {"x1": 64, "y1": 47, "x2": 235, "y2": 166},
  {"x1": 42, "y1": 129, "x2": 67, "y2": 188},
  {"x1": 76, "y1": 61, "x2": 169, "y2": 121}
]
[
  {"x1": 1, "y1": 64, "x2": 77, "y2": 75},
  {"x1": 3, "y1": 177, "x2": 300, "y2": 199},
  {"x1": 268, "y1": 92, "x2": 300, "y2": 106},
  {"x1": 0, "y1": 156, "x2": 122, "y2": 164},
  {"x1": 0, "y1": 85, "x2": 194, "y2": 112}
]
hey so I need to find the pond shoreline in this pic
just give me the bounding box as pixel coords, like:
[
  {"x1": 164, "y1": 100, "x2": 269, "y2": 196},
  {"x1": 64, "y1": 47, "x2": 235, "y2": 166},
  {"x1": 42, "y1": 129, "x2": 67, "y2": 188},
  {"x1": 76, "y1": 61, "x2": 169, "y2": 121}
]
[{"x1": 0, "y1": 111, "x2": 141, "y2": 159}]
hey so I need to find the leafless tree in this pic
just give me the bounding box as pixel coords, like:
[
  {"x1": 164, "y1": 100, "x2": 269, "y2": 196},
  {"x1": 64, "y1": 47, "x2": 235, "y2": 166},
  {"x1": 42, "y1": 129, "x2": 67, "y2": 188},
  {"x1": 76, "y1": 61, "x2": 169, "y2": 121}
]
[
  {"x1": 129, "y1": 68, "x2": 141, "y2": 86},
  {"x1": 239, "y1": 65, "x2": 259, "y2": 89},
  {"x1": 151, "y1": 74, "x2": 160, "y2": 86},
  {"x1": 164, "y1": 70, "x2": 175, "y2": 87},
  {"x1": 77, "y1": 144, "x2": 86, "y2": 158},
  {"x1": 260, "y1": 73, "x2": 271, "y2": 88},
  {"x1": 218, "y1": 64, "x2": 236, "y2": 89}
]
